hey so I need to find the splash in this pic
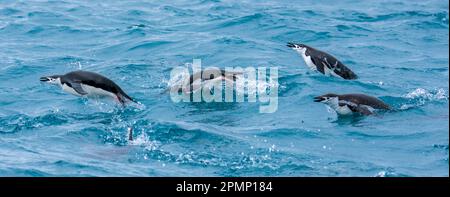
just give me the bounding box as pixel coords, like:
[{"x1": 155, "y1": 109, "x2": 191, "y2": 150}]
[
  {"x1": 405, "y1": 88, "x2": 448, "y2": 100},
  {"x1": 166, "y1": 71, "x2": 279, "y2": 98},
  {"x1": 234, "y1": 75, "x2": 279, "y2": 97},
  {"x1": 400, "y1": 88, "x2": 448, "y2": 110},
  {"x1": 128, "y1": 132, "x2": 160, "y2": 151}
]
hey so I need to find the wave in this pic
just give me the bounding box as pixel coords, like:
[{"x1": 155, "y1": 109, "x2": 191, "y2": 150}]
[
  {"x1": 334, "y1": 10, "x2": 447, "y2": 23},
  {"x1": 218, "y1": 13, "x2": 266, "y2": 28},
  {"x1": 374, "y1": 168, "x2": 405, "y2": 177},
  {"x1": 0, "y1": 168, "x2": 51, "y2": 176},
  {"x1": 345, "y1": 130, "x2": 429, "y2": 140},
  {"x1": 0, "y1": 7, "x2": 21, "y2": 16},
  {"x1": 25, "y1": 25, "x2": 79, "y2": 35},
  {"x1": 161, "y1": 5, "x2": 195, "y2": 17},
  {"x1": 213, "y1": 36, "x2": 248, "y2": 45},
  {"x1": 27, "y1": 11, "x2": 64, "y2": 18},
  {"x1": 335, "y1": 24, "x2": 372, "y2": 32},
  {"x1": 127, "y1": 40, "x2": 173, "y2": 51},
  {"x1": 128, "y1": 132, "x2": 160, "y2": 151},
  {"x1": 380, "y1": 88, "x2": 448, "y2": 111},
  {"x1": 399, "y1": 88, "x2": 448, "y2": 110},
  {"x1": 136, "y1": 142, "x2": 316, "y2": 176},
  {"x1": 0, "y1": 113, "x2": 68, "y2": 134},
  {"x1": 255, "y1": 127, "x2": 327, "y2": 139},
  {"x1": 125, "y1": 9, "x2": 149, "y2": 17}
]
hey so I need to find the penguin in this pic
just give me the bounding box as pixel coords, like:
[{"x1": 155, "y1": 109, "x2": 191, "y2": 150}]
[
  {"x1": 40, "y1": 70, "x2": 136, "y2": 105},
  {"x1": 314, "y1": 93, "x2": 391, "y2": 116},
  {"x1": 287, "y1": 42, "x2": 358, "y2": 79},
  {"x1": 188, "y1": 69, "x2": 243, "y2": 93},
  {"x1": 168, "y1": 69, "x2": 243, "y2": 94}
]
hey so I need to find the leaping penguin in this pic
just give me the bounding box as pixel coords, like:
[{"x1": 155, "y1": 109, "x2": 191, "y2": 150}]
[
  {"x1": 287, "y1": 42, "x2": 358, "y2": 80},
  {"x1": 188, "y1": 69, "x2": 243, "y2": 93},
  {"x1": 40, "y1": 70, "x2": 136, "y2": 105},
  {"x1": 168, "y1": 69, "x2": 243, "y2": 94},
  {"x1": 314, "y1": 93, "x2": 391, "y2": 116}
]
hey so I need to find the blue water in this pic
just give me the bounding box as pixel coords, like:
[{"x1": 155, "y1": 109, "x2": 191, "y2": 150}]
[{"x1": 0, "y1": 0, "x2": 448, "y2": 177}]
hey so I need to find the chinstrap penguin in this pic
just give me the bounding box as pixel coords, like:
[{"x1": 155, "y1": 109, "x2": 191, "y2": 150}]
[
  {"x1": 287, "y1": 42, "x2": 357, "y2": 80},
  {"x1": 314, "y1": 93, "x2": 391, "y2": 116},
  {"x1": 169, "y1": 69, "x2": 244, "y2": 94},
  {"x1": 40, "y1": 70, "x2": 136, "y2": 105}
]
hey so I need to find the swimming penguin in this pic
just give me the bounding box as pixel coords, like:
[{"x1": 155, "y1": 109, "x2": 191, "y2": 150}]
[
  {"x1": 169, "y1": 69, "x2": 243, "y2": 94},
  {"x1": 287, "y1": 42, "x2": 358, "y2": 80},
  {"x1": 189, "y1": 69, "x2": 243, "y2": 93},
  {"x1": 314, "y1": 93, "x2": 391, "y2": 116},
  {"x1": 40, "y1": 70, "x2": 136, "y2": 105}
]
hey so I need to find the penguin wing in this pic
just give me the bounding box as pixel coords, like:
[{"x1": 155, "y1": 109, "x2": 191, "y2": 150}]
[
  {"x1": 353, "y1": 105, "x2": 373, "y2": 115},
  {"x1": 339, "y1": 100, "x2": 373, "y2": 115},
  {"x1": 310, "y1": 56, "x2": 325, "y2": 74},
  {"x1": 328, "y1": 59, "x2": 357, "y2": 79},
  {"x1": 347, "y1": 104, "x2": 373, "y2": 115},
  {"x1": 320, "y1": 56, "x2": 357, "y2": 79},
  {"x1": 336, "y1": 64, "x2": 357, "y2": 79},
  {"x1": 68, "y1": 81, "x2": 88, "y2": 95},
  {"x1": 322, "y1": 57, "x2": 339, "y2": 72}
]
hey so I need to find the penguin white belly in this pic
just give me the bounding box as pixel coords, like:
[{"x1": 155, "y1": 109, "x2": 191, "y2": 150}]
[
  {"x1": 335, "y1": 105, "x2": 353, "y2": 115},
  {"x1": 61, "y1": 83, "x2": 117, "y2": 99},
  {"x1": 80, "y1": 84, "x2": 117, "y2": 99},
  {"x1": 61, "y1": 83, "x2": 83, "y2": 97},
  {"x1": 301, "y1": 54, "x2": 317, "y2": 71}
]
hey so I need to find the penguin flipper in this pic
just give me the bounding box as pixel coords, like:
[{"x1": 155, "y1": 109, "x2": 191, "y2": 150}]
[
  {"x1": 340, "y1": 101, "x2": 373, "y2": 116},
  {"x1": 322, "y1": 57, "x2": 334, "y2": 69},
  {"x1": 353, "y1": 105, "x2": 373, "y2": 115},
  {"x1": 321, "y1": 57, "x2": 340, "y2": 72},
  {"x1": 69, "y1": 82, "x2": 88, "y2": 95},
  {"x1": 310, "y1": 56, "x2": 325, "y2": 74}
]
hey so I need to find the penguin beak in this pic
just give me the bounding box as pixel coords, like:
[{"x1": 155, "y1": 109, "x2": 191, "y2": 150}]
[
  {"x1": 287, "y1": 42, "x2": 296, "y2": 48},
  {"x1": 40, "y1": 77, "x2": 50, "y2": 82},
  {"x1": 314, "y1": 96, "x2": 325, "y2": 102}
]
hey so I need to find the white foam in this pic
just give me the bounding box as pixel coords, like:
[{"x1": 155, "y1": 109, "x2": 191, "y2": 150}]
[
  {"x1": 128, "y1": 132, "x2": 159, "y2": 151},
  {"x1": 405, "y1": 88, "x2": 448, "y2": 100},
  {"x1": 167, "y1": 72, "x2": 279, "y2": 99},
  {"x1": 400, "y1": 88, "x2": 448, "y2": 110},
  {"x1": 405, "y1": 88, "x2": 433, "y2": 99},
  {"x1": 375, "y1": 171, "x2": 387, "y2": 177},
  {"x1": 234, "y1": 77, "x2": 279, "y2": 97}
]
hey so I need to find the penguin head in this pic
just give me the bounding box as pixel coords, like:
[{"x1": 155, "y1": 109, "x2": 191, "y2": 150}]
[
  {"x1": 314, "y1": 93, "x2": 339, "y2": 104},
  {"x1": 287, "y1": 42, "x2": 308, "y2": 53},
  {"x1": 40, "y1": 75, "x2": 62, "y2": 85}
]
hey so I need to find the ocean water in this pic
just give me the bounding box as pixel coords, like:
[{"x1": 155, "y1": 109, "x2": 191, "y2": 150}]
[{"x1": 0, "y1": 0, "x2": 448, "y2": 177}]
